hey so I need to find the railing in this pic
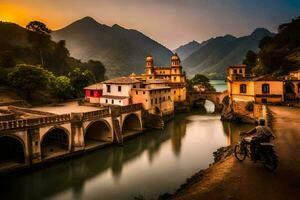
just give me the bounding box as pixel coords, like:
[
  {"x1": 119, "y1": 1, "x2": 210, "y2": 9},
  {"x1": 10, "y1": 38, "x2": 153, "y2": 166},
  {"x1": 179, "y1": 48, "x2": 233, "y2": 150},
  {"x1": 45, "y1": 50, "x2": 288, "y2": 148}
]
[
  {"x1": 81, "y1": 108, "x2": 111, "y2": 121},
  {"x1": 0, "y1": 114, "x2": 71, "y2": 131},
  {"x1": 120, "y1": 103, "x2": 142, "y2": 114}
]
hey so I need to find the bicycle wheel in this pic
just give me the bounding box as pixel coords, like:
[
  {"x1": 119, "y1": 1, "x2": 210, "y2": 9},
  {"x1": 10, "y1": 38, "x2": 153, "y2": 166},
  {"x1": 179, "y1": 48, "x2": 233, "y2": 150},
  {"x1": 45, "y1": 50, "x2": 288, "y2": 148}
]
[{"x1": 234, "y1": 144, "x2": 246, "y2": 161}]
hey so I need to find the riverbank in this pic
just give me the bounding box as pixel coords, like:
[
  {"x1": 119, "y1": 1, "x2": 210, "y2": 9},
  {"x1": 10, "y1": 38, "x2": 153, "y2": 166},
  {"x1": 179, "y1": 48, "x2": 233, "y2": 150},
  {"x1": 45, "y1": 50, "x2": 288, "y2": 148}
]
[{"x1": 167, "y1": 105, "x2": 300, "y2": 200}]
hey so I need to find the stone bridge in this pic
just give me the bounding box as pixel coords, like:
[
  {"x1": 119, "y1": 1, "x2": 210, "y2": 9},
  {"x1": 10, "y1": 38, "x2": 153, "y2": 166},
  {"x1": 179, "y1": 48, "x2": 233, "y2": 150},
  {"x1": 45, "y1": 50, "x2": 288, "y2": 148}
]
[
  {"x1": 0, "y1": 104, "x2": 143, "y2": 172},
  {"x1": 187, "y1": 91, "x2": 228, "y2": 112}
]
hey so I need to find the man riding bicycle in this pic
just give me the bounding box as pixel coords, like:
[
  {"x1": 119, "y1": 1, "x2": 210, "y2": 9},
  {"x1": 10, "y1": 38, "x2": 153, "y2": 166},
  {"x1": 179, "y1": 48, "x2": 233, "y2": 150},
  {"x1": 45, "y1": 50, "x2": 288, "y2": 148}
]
[{"x1": 242, "y1": 119, "x2": 274, "y2": 160}]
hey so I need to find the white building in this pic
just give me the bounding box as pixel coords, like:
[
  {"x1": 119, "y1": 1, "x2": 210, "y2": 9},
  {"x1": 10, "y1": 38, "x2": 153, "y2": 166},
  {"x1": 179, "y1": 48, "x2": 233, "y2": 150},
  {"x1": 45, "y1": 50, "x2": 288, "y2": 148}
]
[{"x1": 100, "y1": 77, "x2": 141, "y2": 106}]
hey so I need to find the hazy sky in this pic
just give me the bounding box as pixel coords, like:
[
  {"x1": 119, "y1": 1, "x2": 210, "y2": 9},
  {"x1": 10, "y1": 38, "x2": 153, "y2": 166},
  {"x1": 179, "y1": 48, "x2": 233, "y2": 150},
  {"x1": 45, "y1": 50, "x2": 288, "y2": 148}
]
[{"x1": 0, "y1": 0, "x2": 300, "y2": 49}]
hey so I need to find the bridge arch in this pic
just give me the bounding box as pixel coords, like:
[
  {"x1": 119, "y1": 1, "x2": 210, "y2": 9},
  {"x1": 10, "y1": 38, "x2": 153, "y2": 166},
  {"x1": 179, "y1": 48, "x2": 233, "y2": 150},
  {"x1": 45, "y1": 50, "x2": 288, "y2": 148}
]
[
  {"x1": 121, "y1": 113, "x2": 142, "y2": 136},
  {"x1": 41, "y1": 126, "x2": 70, "y2": 159},
  {"x1": 84, "y1": 119, "x2": 112, "y2": 147},
  {"x1": 0, "y1": 135, "x2": 26, "y2": 166}
]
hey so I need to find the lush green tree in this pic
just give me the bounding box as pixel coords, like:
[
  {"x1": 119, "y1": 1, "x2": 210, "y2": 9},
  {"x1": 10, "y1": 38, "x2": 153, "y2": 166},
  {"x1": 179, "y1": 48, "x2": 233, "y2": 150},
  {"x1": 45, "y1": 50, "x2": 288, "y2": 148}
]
[
  {"x1": 8, "y1": 64, "x2": 53, "y2": 98},
  {"x1": 69, "y1": 68, "x2": 95, "y2": 97},
  {"x1": 188, "y1": 74, "x2": 216, "y2": 92},
  {"x1": 52, "y1": 76, "x2": 73, "y2": 100}
]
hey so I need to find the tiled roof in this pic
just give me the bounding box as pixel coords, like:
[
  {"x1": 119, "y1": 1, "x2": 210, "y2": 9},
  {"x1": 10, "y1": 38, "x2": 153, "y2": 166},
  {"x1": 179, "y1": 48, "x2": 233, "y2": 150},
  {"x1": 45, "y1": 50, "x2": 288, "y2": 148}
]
[
  {"x1": 132, "y1": 86, "x2": 171, "y2": 91},
  {"x1": 84, "y1": 83, "x2": 103, "y2": 90},
  {"x1": 251, "y1": 75, "x2": 283, "y2": 81},
  {"x1": 103, "y1": 77, "x2": 141, "y2": 84}
]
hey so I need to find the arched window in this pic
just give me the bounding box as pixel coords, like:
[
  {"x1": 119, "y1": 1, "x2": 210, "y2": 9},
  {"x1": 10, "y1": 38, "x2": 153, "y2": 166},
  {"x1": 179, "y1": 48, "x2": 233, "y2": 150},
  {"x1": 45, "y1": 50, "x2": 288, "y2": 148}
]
[
  {"x1": 240, "y1": 84, "x2": 247, "y2": 93},
  {"x1": 262, "y1": 84, "x2": 270, "y2": 94}
]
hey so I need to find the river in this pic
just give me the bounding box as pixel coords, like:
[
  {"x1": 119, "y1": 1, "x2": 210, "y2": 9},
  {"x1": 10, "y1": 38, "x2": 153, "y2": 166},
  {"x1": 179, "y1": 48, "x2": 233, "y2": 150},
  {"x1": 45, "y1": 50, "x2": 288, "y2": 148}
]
[
  {"x1": 1, "y1": 80, "x2": 252, "y2": 200},
  {"x1": 1, "y1": 108, "x2": 253, "y2": 200}
]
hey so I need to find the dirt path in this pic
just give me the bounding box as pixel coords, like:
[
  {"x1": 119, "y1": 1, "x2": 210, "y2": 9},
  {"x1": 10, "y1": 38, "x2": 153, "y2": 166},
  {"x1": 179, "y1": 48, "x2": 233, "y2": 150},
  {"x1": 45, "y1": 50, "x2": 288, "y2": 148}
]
[{"x1": 172, "y1": 106, "x2": 300, "y2": 200}]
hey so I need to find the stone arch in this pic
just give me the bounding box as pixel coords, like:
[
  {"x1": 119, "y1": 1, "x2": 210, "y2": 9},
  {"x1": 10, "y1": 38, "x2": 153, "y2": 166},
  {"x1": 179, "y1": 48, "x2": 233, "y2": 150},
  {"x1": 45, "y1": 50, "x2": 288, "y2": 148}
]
[
  {"x1": 41, "y1": 126, "x2": 70, "y2": 159},
  {"x1": 284, "y1": 82, "x2": 296, "y2": 101},
  {"x1": 122, "y1": 113, "x2": 142, "y2": 136},
  {"x1": 0, "y1": 135, "x2": 26, "y2": 167},
  {"x1": 84, "y1": 119, "x2": 112, "y2": 147}
]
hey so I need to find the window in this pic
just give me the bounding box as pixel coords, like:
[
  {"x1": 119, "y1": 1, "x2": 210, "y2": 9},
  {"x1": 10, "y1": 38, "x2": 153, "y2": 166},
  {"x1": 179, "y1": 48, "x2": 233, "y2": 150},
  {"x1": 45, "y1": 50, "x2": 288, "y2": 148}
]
[
  {"x1": 151, "y1": 99, "x2": 153, "y2": 105},
  {"x1": 262, "y1": 84, "x2": 270, "y2": 94},
  {"x1": 174, "y1": 91, "x2": 176, "y2": 94},
  {"x1": 150, "y1": 91, "x2": 152, "y2": 94},
  {"x1": 239, "y1": 69, "x2": 243, "y2": 73},
  {"x1": 175, "y1": 69, "x2": 177, "y2": 73},
  {"x1": 118, "y1": 86, "x2": 122, "y2": 92},
  {"x1": 233, "y1": 69, "x2": 237, "y2": 74},
  {"x1": 90, "y1": 90, "x2": 94, "y2": 96},
  {"x1": 133, "y1": 85, "x2": 136, "y2": 88},
  {"x1": 159, "y1": 97, "x2": 162, "y2": 103},
  {"x1": 105, "y1": 99, "x2": 108, "y2": 103},
  {"x1": 155, "y1": 98, "x2": 157, "y2": 104},
  {"x1": 136, "y1": 91, "x2": 138, "y2": 95},
  {"x1": 143, "y1": 91, "x2": 145, "y2": 95},
  {"x1": 119, "y1": 100, "x2": 121, "y2": 103},
  {"x1": 107, "y1": 85, "x2": 111, "y2": 93},
  {"x1": 240, "y1": 84, "x2": 247, "y2": 93},
  {"x1": 174, "y1": 77, "x2": 177, "y2": 81},
  {"x1": 112, "y1": 99, "x2": 114, "y2": 104},
  {"x1": 146, "y1": 99, "x2": 148, "y2": 102}
]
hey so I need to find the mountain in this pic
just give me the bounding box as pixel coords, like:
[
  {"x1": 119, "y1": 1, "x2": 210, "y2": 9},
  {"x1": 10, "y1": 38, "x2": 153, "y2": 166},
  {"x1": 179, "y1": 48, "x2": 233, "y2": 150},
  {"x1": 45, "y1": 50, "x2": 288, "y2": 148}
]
[
  {"x1": 0, "y1": 21, "x2": 106, "y2": 81},
  {"x1": 52, "y1": 16, "x2": 173, "y2": 77},
  {"x1": 182, "y1": 28, "x2": 274, "y2": 79},
  {"x1": 174, "y1": 40, "x2": 204, "y2": 60}
]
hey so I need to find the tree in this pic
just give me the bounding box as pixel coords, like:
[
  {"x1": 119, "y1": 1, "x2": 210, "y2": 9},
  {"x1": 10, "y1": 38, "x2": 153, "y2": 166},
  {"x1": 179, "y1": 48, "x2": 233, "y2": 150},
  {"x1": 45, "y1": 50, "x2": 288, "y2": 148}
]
[
  {"x1": 26, "y1": 21, "x2": 52, "y2": 66},
  {"x1": 8, "y1": 64, "x2": 53, "y2": 99},
  {"x1": 243, "y1": 50, "x2": 257, "y2": 73},
  {"x1": 52, "y1": 76, "x2": 73, "y2": 100},
  {"x1": 69, "y1": 68, "x2": 95, "y2": 97},
  {"x1": 188, "y1": 74, "x2": 216, "y2": 92},
  {"x1": 26, "y1": 21, "x2": 51, "y2": 35}
]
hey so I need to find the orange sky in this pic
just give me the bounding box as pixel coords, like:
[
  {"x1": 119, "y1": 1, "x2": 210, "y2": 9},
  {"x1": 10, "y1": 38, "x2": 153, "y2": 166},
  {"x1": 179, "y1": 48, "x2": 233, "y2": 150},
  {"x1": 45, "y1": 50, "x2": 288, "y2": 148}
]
[{"x1": 1, "y1": 0, "x2": 299, "y2": 49}]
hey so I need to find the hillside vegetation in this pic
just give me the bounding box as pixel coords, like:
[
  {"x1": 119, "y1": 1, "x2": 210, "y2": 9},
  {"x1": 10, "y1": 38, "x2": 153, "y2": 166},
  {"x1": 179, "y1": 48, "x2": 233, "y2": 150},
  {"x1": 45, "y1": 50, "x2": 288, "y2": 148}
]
[
  {"x1": 244, "y1": 17, "x2": 300, "y2": 75},
  {"x1": 0, "y1": 21, "x2": 105, "y2": 104}
]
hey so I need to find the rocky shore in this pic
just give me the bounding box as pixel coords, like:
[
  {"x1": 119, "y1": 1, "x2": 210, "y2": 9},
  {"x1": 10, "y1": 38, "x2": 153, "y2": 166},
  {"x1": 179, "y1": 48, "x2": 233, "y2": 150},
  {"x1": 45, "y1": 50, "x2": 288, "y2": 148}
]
[{"x1": 158, "y1": 146, "x2": 234, "y2": 200}]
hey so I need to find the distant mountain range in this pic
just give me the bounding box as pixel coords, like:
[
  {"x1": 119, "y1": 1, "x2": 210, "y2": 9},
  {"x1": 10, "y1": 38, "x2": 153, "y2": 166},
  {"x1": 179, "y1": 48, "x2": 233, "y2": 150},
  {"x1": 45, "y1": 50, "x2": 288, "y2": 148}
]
[
  {"x1": 52, "y1": 17, "x2": 173, "y2": 77},
  {"x1": 52, "y1": 16, "x2": 273, "y2": 79},
  {"x1": 175, "y1": 28, "x2": 274, "y2": 79},
  {"x1": 173, "y1": 40, "x2": 206, "y2": 60}
]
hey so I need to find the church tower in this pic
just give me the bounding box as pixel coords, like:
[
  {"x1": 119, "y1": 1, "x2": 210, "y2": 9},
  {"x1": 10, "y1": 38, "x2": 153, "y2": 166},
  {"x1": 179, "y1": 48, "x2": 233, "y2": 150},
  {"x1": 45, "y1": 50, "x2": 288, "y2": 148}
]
[
  {"x1": 171, "y1": 53, "x2": 182, "y2": 82},
  {"x1": 145, "y1": 55, "x2": 154, "y2": 75}
]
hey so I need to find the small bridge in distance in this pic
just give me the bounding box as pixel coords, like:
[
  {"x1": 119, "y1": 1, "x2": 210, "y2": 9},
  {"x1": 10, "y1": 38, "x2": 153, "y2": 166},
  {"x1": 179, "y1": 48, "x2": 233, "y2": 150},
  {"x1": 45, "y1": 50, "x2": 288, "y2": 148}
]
[{"x1": 187, "y1": 91, "x2": 228, "y2": 113}]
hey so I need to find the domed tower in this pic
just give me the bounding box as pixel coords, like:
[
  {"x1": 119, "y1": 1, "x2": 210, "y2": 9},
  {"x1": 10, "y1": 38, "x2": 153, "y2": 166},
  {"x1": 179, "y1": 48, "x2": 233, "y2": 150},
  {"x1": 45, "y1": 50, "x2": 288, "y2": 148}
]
[
  {"x1": 145, "y1": 55, "x2": 154, "y2": 75},
  {"x1": 171, "y1": 53, "x2": 182, "y2": 82},
  {"x1": 171, "y1": 53, "x2": 181, "y2": 67}
]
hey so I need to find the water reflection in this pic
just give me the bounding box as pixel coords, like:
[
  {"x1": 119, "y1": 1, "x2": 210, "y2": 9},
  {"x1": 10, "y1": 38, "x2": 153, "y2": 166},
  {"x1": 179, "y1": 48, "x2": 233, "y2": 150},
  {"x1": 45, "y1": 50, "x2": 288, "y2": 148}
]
[{"x1": 1, "y1": 112, "x2": 253, "y2": 200}]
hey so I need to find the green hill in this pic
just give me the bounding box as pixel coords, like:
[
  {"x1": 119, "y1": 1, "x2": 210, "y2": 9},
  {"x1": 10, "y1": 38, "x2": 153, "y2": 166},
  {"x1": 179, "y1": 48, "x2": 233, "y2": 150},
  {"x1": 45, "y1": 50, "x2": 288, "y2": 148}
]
[
  {"x1": 0, "y1": 21, "x2": 106, "y2": 81},
  {"x1": 246, "y1": 17, "x2": 300, "y2": 75}
]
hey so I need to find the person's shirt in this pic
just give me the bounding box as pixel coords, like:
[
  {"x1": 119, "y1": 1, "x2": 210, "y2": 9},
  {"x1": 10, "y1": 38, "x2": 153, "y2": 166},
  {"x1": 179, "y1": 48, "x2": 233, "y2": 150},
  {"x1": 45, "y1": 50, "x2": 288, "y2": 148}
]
[{"x1": 255, "y1": 125, "x2": 273, "y2": 139}]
